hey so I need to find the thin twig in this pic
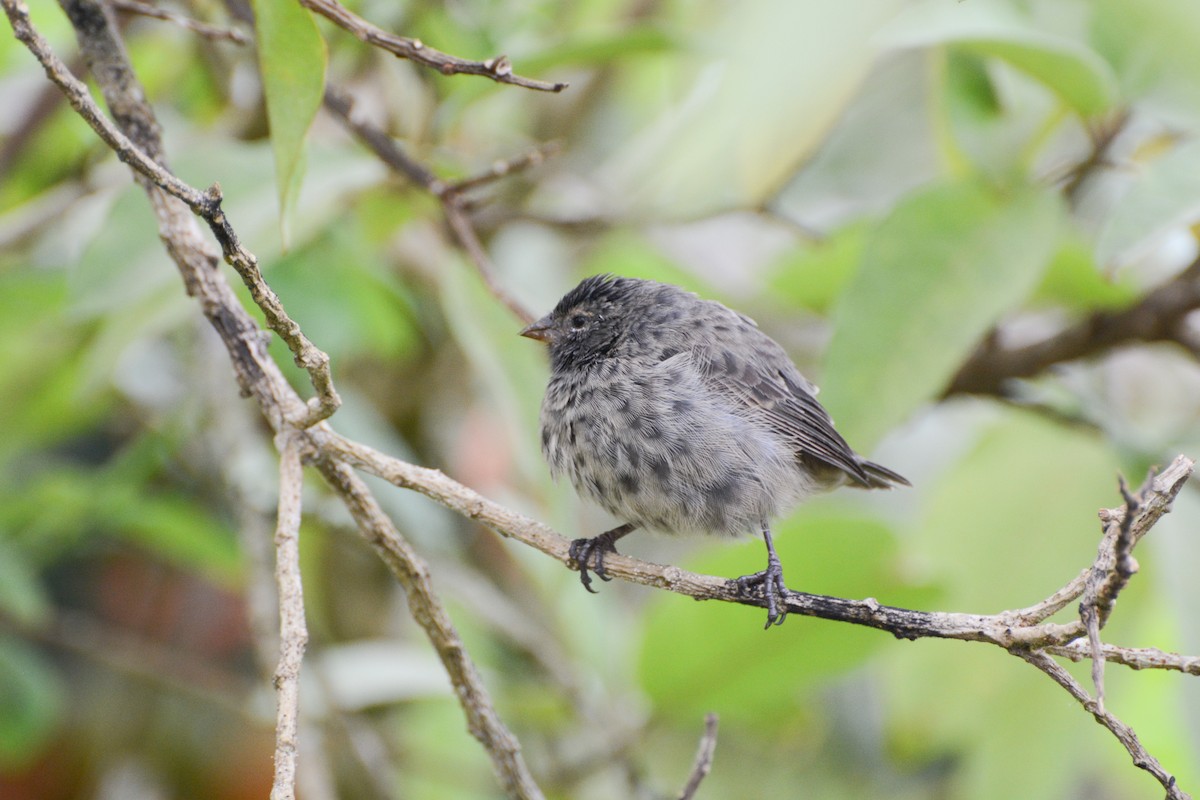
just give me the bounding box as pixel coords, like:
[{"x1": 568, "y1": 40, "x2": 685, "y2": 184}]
[
  {"x1": 677, "y1": 714, "x2": 719, "y2": 800},
  {"x1": 322, "y1": 84, "x2": 537, "y2": 323},
  {"x1": 300, "y1": 0, "x2": 566, "y2": 92},
  {"x1": 1017, "y1": 650, "x2": 1189, "y2": 799},
  {"x1": 442, "y1": 196, "x2": 535, "y2": 323},
  {"x1": 444, "y1": 142, "x2": 561, "y2": 195},
  {"x1": 1053, "y1": 109, "x2": 1132, "y2": 205},
  {"x1": 110, "y1": 0, "x2": 250, "y2": 44},
  {"x1": 1078, "y1": 472, "x2": 1145, "y2": 711},
  {"x1": 270, "y1": 433, "x2": 308, "y2": 800},
  {"x1": 1047, "y1": 641, "x2": 1200, "y2": 675}
]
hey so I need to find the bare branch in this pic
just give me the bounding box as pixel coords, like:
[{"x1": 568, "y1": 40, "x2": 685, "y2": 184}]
[
  {"x1": 946, "y1": 257, "x2": 1200, "y2": 397},
  {"x1": 1047, "y1": 641, "x2": 1200, "y2": 676},
  {"x1": 317, "y1": 435, "x2": 1196, "y2": 794},
  {"x1": 314, "y1": 458, "x2": 545, "y2": 800},
  {"x1": 445, "y1": 142, "x2": 561, "y2": 196},
  {"x1": 1049, "y1": 109, "x2": 1132, "y2": 205},
  {"x1": 1018, "y1": 650, "x2": 1189, "y2": 799},
  {"x1": 677, "y1": 714, "x2": 719, "y2": 800},
  {"x1": 322, "y1": 84, "x2": 537, "y2": 323},
  {"x1": 110, "y1": 0, "x2": 250, "y2": 44},
  {"x1": 321, "y1": 432, "x2": 1195, "y2": 647},
  {"x1": 441, "y1": 197, "x2": 535, "y2": 323},
  {"x1": 300, "y1": 0, "x2": 567, "y2": 93},
  {"x1": 1078, "y1": 472, "x2": 1145, "y2": 710},
  {"x1": 270, "y1": 433, "x2": 308, "y2": 800}
]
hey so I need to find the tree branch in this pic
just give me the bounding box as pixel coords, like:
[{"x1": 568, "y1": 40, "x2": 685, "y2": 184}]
[
  {"x1": 677, "y1": 713, "x2": 719, "y2": 800},
  {"x1": 314, "y1": 457, "x2": 545, "y2": 800},
  {"x1": 1018, "y1": 650, "x2": 1188, "y2": 800},
  {"x1": 945, "y1": 256, "x2": 1200, "y2": 397},
  {"x1": 111, "y1": 0, "x2": 250, "y2": 44},
  {"x1": 299, "y1": 0, "x2": 567, "y2": 93},
  {"x1": 270, "y1": 433, "x2": 308, "y2": 800},
  {"x1": 322, "y1": 84, "x2": 538, "y2": 323},
  {"x1": 319, "y1": 433, "x2": 1191, "y2": 647}
]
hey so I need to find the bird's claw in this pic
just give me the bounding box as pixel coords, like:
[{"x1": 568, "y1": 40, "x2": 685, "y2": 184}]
[
  {"x1": 734, "y1": 559, "x2": 790, "y2": 628},
  {"x1": 568, "y1": 535, "x2": 619, "y2": 593}
]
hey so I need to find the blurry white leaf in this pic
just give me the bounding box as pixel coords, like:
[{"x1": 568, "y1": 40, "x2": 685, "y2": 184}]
[
  {"x1": 313, "y1": 640, "x2": 451, "y2": 712},
  {"x1": 1094, "y1": 138, "x2": 1200, "y2": 268}
]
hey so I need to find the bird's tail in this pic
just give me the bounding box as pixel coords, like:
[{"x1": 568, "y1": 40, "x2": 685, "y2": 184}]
[{"x1": 854, "y1": 459, "x2": 910, "y2": 490}]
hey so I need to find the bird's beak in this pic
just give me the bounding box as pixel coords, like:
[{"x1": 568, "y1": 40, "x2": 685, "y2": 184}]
[{"x1": 519, "y1": 315, "x2": 555, "y2": 344}]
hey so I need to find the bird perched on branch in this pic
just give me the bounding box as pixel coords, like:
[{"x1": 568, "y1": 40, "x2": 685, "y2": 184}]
[{"x1": 521, "y1": 275, "x2": 908, "y2": 627}]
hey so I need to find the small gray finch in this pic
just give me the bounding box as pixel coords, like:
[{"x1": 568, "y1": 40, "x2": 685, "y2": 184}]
[{"x1": 520, "y1": 275, "x2": 908, "y2": 627}]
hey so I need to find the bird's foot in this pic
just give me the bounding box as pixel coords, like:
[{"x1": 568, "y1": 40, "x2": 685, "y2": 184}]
[
  {"x1": 734, "y1": 558, "x2": 790, "y2": 629},
  {"x1": 568, "y1": 531, "x2": 622, "y2": 593}
]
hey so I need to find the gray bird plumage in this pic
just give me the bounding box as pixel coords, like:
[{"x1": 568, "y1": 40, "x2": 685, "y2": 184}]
[{"x1": 521, "y1": 275, "x2": 908, "y2": 627}]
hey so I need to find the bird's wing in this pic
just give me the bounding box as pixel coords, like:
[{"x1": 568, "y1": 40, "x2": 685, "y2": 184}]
[{"x1": 682, "y1": 314, "x2": 874, "y2": 486}]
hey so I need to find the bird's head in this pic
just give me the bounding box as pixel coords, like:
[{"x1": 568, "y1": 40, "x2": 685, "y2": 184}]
[{"x1": 520, "y1": 275, "x2": 649, "y2": 370}]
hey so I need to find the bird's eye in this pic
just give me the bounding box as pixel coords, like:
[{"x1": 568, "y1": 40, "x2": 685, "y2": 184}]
[{"x1": 568, "y1": 313, "x2": 588, "y2": 330}]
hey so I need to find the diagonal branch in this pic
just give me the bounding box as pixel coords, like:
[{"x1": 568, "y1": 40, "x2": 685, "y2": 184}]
[
  {"x1": 111, "y1": 0, "x2": 249, "y2": 44},
  {"x1": 677, "y1": 713, "x2": 719, "y2": 800},
  {"x1": 300, "y1": 0, "x2": 567, "y2": 93},
  {"x1": 322, "y1": 84, "x2": 537, "y2": 323},
  {"x1": 314, "y1": 457, "x2": 545, "y2": 800},
  {"x1": 320, "y1": 432, "x2": 1194, "y2": 650},
  {"x1": 1018, "y1": 650, "x2": 1188, "y2": 800},
  {"x1": 946, "y1": 256, "x2": 1200, "y2": 397},
  {"x1": 320, "y1": 430, "x2": 1197, "y2": 795}
]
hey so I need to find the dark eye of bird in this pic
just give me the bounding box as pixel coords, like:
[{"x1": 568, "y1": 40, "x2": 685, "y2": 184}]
[{"x1": 569, "y1": 313, "x2": 588, "y2": 330}]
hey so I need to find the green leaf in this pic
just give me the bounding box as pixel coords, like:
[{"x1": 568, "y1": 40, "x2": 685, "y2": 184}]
[
  {"x1": 0, "y1": 272, "x2": 111, "y2": 462},
  {"x1": 638, "y1": 512, "x2": 936, "y2": 726},
  {"x1": 1034, "y1": 237, "x2": 1138, "y2": 310},
  {"x1": 883, "y1": 0, "x2": 1117, "y2": 116},
  {"x1": 1094, "y1": 138, "x2": 1200, "y2": 268},
  {"x1": 0, "y1": 438, "x2": 242, "y2": 583},
  {"x1": 0, "y1": 540, "x2": 48, "y2": 627},
  {"x1": 766, "y1": 224, "x2": 867, "y2": 314},
  {"x1": 821, "y1": 180, "x2": 1062, "y2": 448},
  {"x1": 0, "y1": 636, "x2": 63, "y2": 770},
  {"x1": 252, "y1": 0, "x2": 327, "y2": 234}
]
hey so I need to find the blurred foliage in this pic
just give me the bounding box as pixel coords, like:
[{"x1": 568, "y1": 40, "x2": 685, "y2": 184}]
[{"x1": 2, "y1": 0, "x2": 1200, "y2": 798}]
